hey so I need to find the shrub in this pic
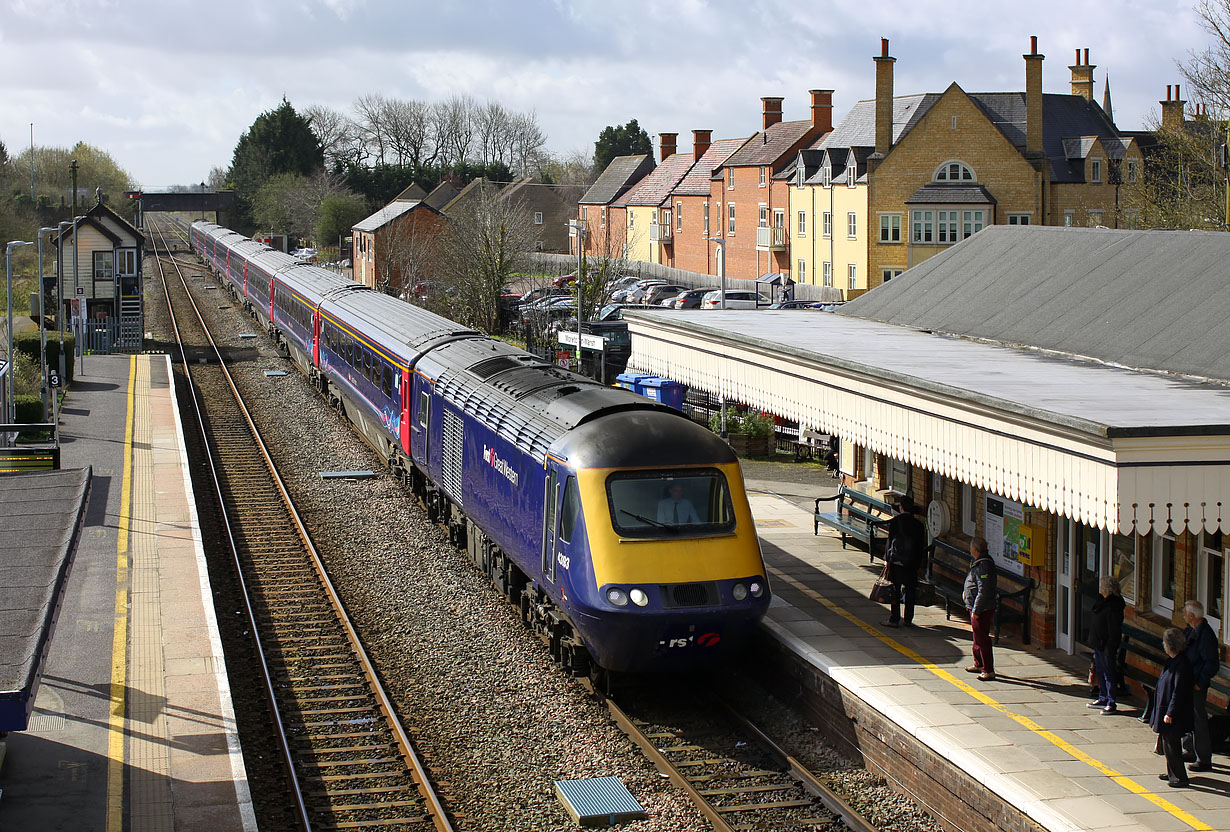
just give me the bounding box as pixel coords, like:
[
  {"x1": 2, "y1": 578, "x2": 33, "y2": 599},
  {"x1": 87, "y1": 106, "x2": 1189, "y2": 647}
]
[
  {"x1": 13, "y1": 330, "x2": 74, "y2": 385},
  {"x1": 709, "y1": 410, "x2": 776, "y2": 439},
  {"x1": 15, "y1": 394, "x2": 43, "y2": 423}
]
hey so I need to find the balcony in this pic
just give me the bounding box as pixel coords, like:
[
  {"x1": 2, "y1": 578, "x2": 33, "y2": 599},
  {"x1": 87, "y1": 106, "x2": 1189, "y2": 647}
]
[
  {"x1": 649, "y1": 223, "x2": 672, "y2": 244},
  {"x1": 756, "y1": 225, "x2": 786, "y2": 251}
]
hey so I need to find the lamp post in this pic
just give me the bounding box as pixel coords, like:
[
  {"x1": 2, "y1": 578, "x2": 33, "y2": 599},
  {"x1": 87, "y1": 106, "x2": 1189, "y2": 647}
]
[
  {"x1": 706, "y1": 236, "x2": 728, "y2": 438},
  {"x1": 6, "y1": 240, "x2": 34, "y2": 428},
  {"x1": 37, "y1": 228, "x2": 55, "y2": 421},
  {"x1": 55, "y1": 221, "x2": 71, "y2": 388},
  {"x1": 569, "y1": 219, "x2": 586, "y2": 373},
  {"x1": 72, "y1": 215, "x2": 84, "y2": 375}
]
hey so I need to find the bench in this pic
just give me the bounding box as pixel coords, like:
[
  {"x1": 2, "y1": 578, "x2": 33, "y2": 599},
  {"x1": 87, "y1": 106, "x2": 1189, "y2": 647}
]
[
  {"x1": 813, "y1": 486, "x2": 892, "y2": 562},
  {"x1": 1118, "y1": 621, "x2": 1230, "y2": 733},
  {"x1": 794, "y1": 428, "x2": 828, "y2": 462},
  {"x1": 928, "y1": 537, "x2": 1036, "y2": 644}
]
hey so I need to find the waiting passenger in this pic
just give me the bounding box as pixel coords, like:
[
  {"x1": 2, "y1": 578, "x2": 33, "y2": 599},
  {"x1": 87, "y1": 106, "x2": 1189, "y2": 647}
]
[
  {"x1": 1182, "y1": 600, "x2": 1219, "y2": 772},
  {"x1": 657, "y1": 482, "x2": 701, "y2": 525},
  {"x1": 876, "y1": 496, "x2": 927, "y2": 629},
  {"x1": 1088, "y1": 576, "x2": 1126, "y2": 714},
  {"x1": 1154, "y1": 627, "x2": 1194, "y2": 788},
  {"x1": 963, "y1": 536, "x2": 997, "y2": 682}
]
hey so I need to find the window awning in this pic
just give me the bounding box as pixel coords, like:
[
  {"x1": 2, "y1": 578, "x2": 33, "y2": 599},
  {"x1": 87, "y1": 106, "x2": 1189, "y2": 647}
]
[{"x1": 623, "y1": 311, "x2": 1230, "y2": 536}]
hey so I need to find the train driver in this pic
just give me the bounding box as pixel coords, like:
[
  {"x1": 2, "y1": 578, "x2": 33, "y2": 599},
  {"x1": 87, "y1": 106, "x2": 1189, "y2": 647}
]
[{"x1": 658, "y1": 481, "x2": 701, "y2": 525}]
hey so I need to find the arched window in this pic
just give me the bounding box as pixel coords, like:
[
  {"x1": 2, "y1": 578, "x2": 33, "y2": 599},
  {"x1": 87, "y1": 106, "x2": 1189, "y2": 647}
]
[{"x1": 933, "y1": 161, "x2": 975, "y2": 182}]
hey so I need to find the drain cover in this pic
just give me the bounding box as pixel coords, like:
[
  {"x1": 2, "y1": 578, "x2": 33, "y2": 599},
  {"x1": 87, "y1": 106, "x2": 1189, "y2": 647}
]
[
  {"x1": 264, "y1": 370, "x2": 288, "y2": 377},
  {"x1": 319, "y1": 470, "x2": 376, "y2": 480},
  {"x1": 554, "y1": 776, "x2": 646, "y2": 826}
]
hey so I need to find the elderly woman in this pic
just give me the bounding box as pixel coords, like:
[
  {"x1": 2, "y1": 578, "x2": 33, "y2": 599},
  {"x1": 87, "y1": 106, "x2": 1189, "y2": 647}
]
[
  {"x1": 1153, "y1": 627, "x2": 1194, "y2": 787},
  {"x1": 1088, "y1": 575, "x2": 1126, "y2": 714}
]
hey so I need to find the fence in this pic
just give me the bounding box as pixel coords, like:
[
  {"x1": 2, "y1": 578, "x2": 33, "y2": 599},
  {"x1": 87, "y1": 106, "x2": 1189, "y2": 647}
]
[{"x1": 527, "y1": 253, "x2": 845, "y2": 304}]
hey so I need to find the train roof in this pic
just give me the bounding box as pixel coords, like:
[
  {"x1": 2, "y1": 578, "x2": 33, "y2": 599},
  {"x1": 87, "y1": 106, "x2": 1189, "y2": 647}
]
[
  {"x1": 420, "y1": 337, "x2": 675, "y2": 461},
  {"x1": 274, "y1": 265, "x2": 354, "y2": 304},
  {"x1": 323, "y1": 292, "x2": 476, "y2": 365},
  {"x1": 553, "y1": 408, "x2": 737, "y2": 470}
]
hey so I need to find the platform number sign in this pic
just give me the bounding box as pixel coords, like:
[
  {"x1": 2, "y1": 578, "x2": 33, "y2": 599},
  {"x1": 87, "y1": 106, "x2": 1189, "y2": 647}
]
[{"x1": 49, "y1": 369, "x2": 61, "y2": 389}]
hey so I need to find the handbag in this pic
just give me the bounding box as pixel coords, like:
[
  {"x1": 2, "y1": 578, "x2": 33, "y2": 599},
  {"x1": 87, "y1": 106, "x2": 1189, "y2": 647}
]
[{"x1": 869, "y1": 564, "x2": 899, "y2": 604}]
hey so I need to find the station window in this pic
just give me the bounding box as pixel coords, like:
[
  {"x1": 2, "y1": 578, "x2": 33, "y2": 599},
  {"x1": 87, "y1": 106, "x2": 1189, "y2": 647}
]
[
  {"x1": 1153, "y1": 532, "x2": 1177, "y2": 614},
  {"x1": 1199, "y1": 531, "x2": 1225, "y2": 631},
  {"x1": 1111, "y1": 533, "x2": 1137, "y2": 605}
]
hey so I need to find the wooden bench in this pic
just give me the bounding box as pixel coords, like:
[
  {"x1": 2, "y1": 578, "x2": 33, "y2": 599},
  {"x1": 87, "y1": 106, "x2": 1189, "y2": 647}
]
[
  {"x1": 794, "y1": 428, "x2": 827, "y2": 461},
  {"x1": 1118, "y1": 621, "x2": 1230, "y2": 729},
  {"x1": 813, "y1": 486, "x2": 892, "y2": 562},
  {"x1": 928, "y1": 537, "x2": 1036, "y2": 644}
]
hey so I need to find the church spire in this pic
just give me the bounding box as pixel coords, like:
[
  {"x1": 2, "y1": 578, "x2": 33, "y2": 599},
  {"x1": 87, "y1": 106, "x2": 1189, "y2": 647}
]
[{"x1": 1102, "y1": 74, "x2": 1114, "y2": 124}]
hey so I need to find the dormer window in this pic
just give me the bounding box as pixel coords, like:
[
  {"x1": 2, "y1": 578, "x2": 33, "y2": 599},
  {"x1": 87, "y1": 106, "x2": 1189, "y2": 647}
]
[
  {"x1": 820, "y1": 164, "x2": 831, "y2": 188},
  {"x1": 847, "y1": 164, "x2": 858, "y2": 188},
  {"x1": 933, "y1": 161, "x2": 975, "y2": 182}
]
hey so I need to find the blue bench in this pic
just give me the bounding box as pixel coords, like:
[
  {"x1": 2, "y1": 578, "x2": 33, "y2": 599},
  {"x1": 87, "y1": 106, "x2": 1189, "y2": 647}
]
[{"x1": 813, "y1": 486, "x2": 892, "y2": 562}]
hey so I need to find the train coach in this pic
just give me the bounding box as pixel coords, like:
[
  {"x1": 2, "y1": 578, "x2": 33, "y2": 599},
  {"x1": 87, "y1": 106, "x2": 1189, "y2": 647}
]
[{"x1": 190, "y1": 220, "x2": 770, "y2": 675}]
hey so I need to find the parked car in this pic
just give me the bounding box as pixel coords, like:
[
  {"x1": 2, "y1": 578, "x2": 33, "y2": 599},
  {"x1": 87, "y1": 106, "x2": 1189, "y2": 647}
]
[
  {"x1": 701, "y1": 290, "x2": 768, "y2": 310},
  {"x1": 672, "y1": 288, "x2": 719, "y2": 309},
  {"x1": 643, "y1": 284, "x2": 689, "y2": 306},
  {"x1": 605, "y1": 275, "x2": 640, "y2": 293},
  {"x1": 552, "y1": 272, "x2": 577, "y2": 287},
  {"x1": 624, "y1": 280, "x2": 668, "y2": 304},
  {"x1": 767, "y1": 299, "x2": 824, "y2": 310},
  {"x1": 518, "y1": 286, "x2": 570, "y2": 306}
]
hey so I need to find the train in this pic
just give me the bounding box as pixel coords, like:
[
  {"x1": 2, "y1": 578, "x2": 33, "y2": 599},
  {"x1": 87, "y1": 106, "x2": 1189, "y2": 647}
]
[{"x1": 188, "y1": 220, "x2": 770, "y2": 674}]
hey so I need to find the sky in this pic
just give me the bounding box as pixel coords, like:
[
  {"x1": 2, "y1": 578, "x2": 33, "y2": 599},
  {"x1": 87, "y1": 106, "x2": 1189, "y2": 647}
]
[{"x1": 0, "y1": 0, "x2": 1216, "y2": 189}]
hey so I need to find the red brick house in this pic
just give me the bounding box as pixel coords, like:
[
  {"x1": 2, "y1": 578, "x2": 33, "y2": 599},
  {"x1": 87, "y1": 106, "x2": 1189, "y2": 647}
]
[
  {"x1": 667, "y1": 131, "x2": 749, "y2": 274},
  {"x1": 578, "y1": 154, "x2": 654, "y2": 260}
]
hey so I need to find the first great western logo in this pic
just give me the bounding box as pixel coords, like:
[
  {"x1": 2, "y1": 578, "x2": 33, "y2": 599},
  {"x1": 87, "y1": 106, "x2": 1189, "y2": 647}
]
[{"x1": 483, "y1": 445, "x2": 519, "y2": 487}]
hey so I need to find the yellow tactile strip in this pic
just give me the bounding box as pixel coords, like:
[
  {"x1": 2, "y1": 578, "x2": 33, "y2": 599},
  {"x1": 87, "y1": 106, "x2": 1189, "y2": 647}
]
[{"x1": 765, "y1": 564, "x2": 1215, "y2": 832}]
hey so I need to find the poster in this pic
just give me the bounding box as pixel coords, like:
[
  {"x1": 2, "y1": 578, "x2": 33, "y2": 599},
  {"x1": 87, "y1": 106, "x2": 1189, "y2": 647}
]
[{"x1": 985, "y1": 494, "x2": 1026, "y2": 576}]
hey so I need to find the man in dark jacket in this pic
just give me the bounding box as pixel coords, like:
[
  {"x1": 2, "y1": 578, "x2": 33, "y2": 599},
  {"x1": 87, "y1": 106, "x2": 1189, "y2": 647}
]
[
  {"x1": 1088, "y1": 576, "x2": 1126, "y2": 714},
  {"x1": 963, "y1": 536, "x2": 997, "y2": 681},
  {"x1": 877, "y1": 496, "x2": 928, "y2": 628},
  {"x1": 1182, "y1": 600, "x2": 1219, "y2": 771},
  {"x1": 1154, "y1": 627, "x2": 1195, "y2": 787}
]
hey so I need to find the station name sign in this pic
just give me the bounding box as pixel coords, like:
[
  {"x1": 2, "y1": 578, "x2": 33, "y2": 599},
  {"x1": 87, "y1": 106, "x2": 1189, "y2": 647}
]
[{"x1": 557, "y1": 330, "x2": 605, "y2": 351}]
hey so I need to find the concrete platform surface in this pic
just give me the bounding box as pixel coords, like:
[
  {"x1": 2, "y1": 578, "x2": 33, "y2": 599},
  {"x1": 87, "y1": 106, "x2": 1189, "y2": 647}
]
[
  {"x1": 749, "y1": 485, "x2": 1228, "y2": 832},
  {"x1": 0, "y1": 355, "x2": 254, "y2": 832}
]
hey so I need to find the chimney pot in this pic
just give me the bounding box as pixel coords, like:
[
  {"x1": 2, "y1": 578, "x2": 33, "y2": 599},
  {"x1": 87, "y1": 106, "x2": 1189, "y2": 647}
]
[
  {"x1": 1030, "y1": 35, "x2": 1037, "y2": 54},
  {"x1": 691, "y1": 129, "x2": 712, "y2": 161},
  {"x1": 881, "y1": 37, "x2": 889, "y2": 57},
  {"x1": 658, "y1": 132, "x2": 677, "y2": 162},
  {"x1": 810, "y1": 89, "x2": 834, "y2": 133},
  {"x1": 1176, "y1": 83, "x2": 1181, "y2": 100},
  {"x1": 1075, "y1": 48, "x2": 1080, "y2": 65},
  {"x1": 761, "y1": 96, "x2": 784, "y2": 130},
  {"x1": 1084, "y1": 48, "x2": 1089, "y2": 65}
]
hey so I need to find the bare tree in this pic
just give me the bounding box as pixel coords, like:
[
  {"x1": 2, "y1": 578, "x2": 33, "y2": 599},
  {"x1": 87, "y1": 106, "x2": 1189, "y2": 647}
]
[
  {"x1": 435, "y1": 185, "x2": 535, "y2": 332},
  {"x1": 383, "y1": 98, "x2": 434, "y2": 171},
  {"x1": 475, "y1": 100, "x2": 509, "y2": 167},
  {"x1": 353, "y1": 94, "x2": 390, "y2": 166},
  {"x1": 304, "y1": 104, "x2": 360, "y2": 169},
  {"x1": 373, "y1": 213, "x2": 440, "y2": 297},
  {"x1": 510, "y1": 111, "x2": 547, "y2": 176}
]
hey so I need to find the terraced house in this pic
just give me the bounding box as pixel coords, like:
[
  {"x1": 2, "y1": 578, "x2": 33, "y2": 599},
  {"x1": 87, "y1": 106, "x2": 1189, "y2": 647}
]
[
  {"x1": 578, "y1": 154, "x2": 654, "y2": 261},
  {"x1": 666, "y1": 131, "x2": 749, "y2": 274},
  {"x1": 615, "y1": 135, "x2": 696, "y2": 266},
  {"x1": 785, "y1": 38, "x2": 1143, "y2": 298}
]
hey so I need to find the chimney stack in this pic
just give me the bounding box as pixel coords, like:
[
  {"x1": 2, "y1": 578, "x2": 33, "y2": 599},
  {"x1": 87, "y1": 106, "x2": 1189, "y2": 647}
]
[
  {"x1": 810, "y1": 89, "x2": 834, "y2": 133},
  {"x1": 870, "y1": 38, "x2": 895, "y2": 169},
  {"x1": 1024, "y1": 36, "x2": 1044, "y2": 160},
  {"x1": 1068, "y1": 47, "x2": 1095, "y2": 101},
  {"x1": 692, "y1": 129, "x2": 712, "y2": 161},
  {"x1": 659, "y1": 132, "x2": 677, "y2": 161},
  {"x1": 761, "y1": 96, "x2": 784, "y2": 131},
  {"x1": 1160, "y1": 84, "x2": 1186, "y2": 131}
]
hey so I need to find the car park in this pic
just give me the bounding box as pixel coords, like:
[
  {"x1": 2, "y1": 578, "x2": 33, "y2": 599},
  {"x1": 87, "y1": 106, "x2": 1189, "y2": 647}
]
[
  {"x1": 624, "y1": 280, "x2": 668, "y2": 304},
  {"x1": 767, "y1": 299, "x2": 824, "y2": 310},
  {"x1": 519, "y1": 286, "x2": 570, "y2": 306},
  {"x1": 552, "y1": 273, "x2": 577, "y2": 287},
  {"x1": 605, "y1": 275, "x2": 640, "y2": 293},
  {"x1": 643, "y1": 284, "x2": 689, "y2": 306},
  {"x1": 700, "y1": 290, "x2": 768, "y2": 310}
]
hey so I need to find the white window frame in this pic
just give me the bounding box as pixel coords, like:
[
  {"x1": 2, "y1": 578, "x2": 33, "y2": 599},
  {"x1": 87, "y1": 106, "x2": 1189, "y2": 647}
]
[
  {"x1": 822, "y1": 211, "x2": 832, "y2": 238},
  {"x1": 881, "y1": 268, "x2": 903, "y2": 282},
  {"x1": 703, "y1": 202, "x2": 710, "y2": 235},
  {"x1": 797, "y1": 210, "x2": 807, "y2": 236},
  {"x1": 1006, "y1": 213, "x2": 1031, "y2": 225},
  {"x1": 1063, "y1": 209, "x2": 1075, "y2": 227},
  {"x1": 1091, "y1": 157, "x2": 1103, "y2": 184},
  {"x1": 847, "y1": 263, "x2": 856, "y2": 290},
  {"x1": 1127, "y1": 159, "x2": 1139, "y2": 184},
  {"x1": 847, "y1": 211, "x2": 857, "y2": 239},
  {"x1": 676, "y1": 201, "x2": 683, "y2": 232},
  {"x1": 821, "y1": 164, "x2": 831, "y2": 188},
  {"x1": 117, "y1": 248, "x2": 138, "y2": 276},
  {"x1": 1198, "y1": 531, "x2": 1225, "y2": 634},
  {"x1": 600, "y1": 206, "x2": 606, "y2": 228},
  {"x1": 847, "y1": 164, "x2": 858, "y2": 188},
  {"x1": 879, "y1": 213, "x2": 901, "y2": 243},
  {"x1": 727, "y1": 167, "x2": 734, "y2": 190},
  {"x1": 728, "y1": 202, "x2": 735, "y2": 235},
  {"x1": 822, "y1": 260, "x2": 832, "y2": 287},
  {"x1": 933, "y1": 160, "x2": 976, "y2": 182},
  {"x1": 773, "y1": 208, "x2": 785, "y2": 230},
  {"x1": 759, "y1": 166, "x2": 767, "y2": 187},
  {"x1": 797, "y1": 258, "x2": 806, "y2": 283},
  {"x1": 533, "y1": 211, "x2": 543, "y2": 225},
  {"x1": 1153, "y1": 532, "x2": 1177, "y2": 614},
  {"x1": 911, "y1": 210, "x2": 934, "y2": 243},
  {"x1": 759, "y1": 204, "x2": 768, "y2": 227}
]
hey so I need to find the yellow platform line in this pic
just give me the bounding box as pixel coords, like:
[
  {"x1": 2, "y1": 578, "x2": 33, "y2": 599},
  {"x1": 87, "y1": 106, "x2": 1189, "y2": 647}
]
[
  {"x1": 766, "y1": 564, "x2": 1214, "y2": 832},
  {"x1": 107, "y1": 356, "x2": 137, "y2": 832}
]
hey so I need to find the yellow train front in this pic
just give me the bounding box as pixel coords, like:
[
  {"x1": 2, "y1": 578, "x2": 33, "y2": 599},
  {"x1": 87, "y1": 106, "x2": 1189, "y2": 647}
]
[{"x1": 546, "y1": 409, "x2": 770, "y2": 673}]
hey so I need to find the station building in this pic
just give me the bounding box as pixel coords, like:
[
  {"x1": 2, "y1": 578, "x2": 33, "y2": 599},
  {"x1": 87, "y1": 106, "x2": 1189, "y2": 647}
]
[
  {"x1": 55, "y1": 200, "x2": 144, "y2": 349},
  {"x1": 626, "y1": 225, "x2": 1230, "y2": 697}
]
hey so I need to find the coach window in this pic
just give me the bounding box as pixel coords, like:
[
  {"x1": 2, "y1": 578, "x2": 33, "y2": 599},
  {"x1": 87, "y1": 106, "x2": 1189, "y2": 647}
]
[
  {"x1": 382, "y1": 365, "x2": 393, "y2": 398},
  {"x1": 559, "y1": 477, "x2": 580, "y2": 544},
  {"x1": 418, "y1": 391, "x2": 430, "y2": 429}
]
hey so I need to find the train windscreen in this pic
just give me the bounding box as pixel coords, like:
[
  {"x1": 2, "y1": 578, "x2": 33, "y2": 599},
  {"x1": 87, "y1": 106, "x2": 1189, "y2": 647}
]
[{"x1": 605, "y1": 469, "x2": 735, "y2": 538}]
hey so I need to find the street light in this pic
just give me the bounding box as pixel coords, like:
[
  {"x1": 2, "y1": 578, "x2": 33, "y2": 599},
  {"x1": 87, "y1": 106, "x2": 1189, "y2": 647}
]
[
  {"x1": 706, "y1": 236, "x2": 728, "y2": 438},
  {"x1": 36, "y1": 228, "x2": 55, "y2": 421},
  {"x1": 55, "y1": 221, "x2": 71, "y2": 386},
  {"x1": 569, "y1": 219, "x2": 586, "y2": 373},
  {"x1": 6, "y1": 240, "x2": 34, "y2": 428}
]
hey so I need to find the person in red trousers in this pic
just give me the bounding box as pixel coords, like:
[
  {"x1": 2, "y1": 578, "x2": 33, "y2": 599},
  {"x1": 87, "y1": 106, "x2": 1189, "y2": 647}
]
[{"x1": 963, "y1": 536, "x2": 998, "y2": 681}]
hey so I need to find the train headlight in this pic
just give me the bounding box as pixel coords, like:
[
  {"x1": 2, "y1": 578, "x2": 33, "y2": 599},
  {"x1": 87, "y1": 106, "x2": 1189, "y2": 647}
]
[
  {"x1": 607, "y1": 587, "x2": 629, "y2": 607},
  {"x1": 732, "y1": 582, "x2": 748, "y2": 601},
  {"x1": 629, "y1": 588, "x2": 649, "y2": 607},
  {"x1": 749, "y1": 581, "x2": 764, "y2": 598}
]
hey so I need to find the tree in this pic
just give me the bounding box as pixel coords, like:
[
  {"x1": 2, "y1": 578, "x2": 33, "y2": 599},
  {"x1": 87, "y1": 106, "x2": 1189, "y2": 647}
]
[
  {"x1": 252, "y1": 170, "x2": 360, "y2": 243},
  {"x1": 304, "y1": 104, "x2": 360, "y2": 170},
  {"x1": 434, "y1": 185, "x2": 534, "y2": 332},
  {"x1": 373, "y1": 212, "x2": 440, "y2": 297},
  {"x1": 316, "y1": 192, "x2": 369, "y2": 247},
  {"x1": 228, "y1": 98, "x2": 324, "y2": 231},
  {"x1": 593, "y1": 119, "x2": 652, "y2": 174}
]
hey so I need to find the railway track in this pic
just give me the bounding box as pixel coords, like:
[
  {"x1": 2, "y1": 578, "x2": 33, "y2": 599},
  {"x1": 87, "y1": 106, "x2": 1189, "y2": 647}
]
[
  {"x1": 147, "y1": 216, "x2": 453, "y2": 832},
  {"x1": 602, "y1": 683, "x2": 879, "y2": 832}
]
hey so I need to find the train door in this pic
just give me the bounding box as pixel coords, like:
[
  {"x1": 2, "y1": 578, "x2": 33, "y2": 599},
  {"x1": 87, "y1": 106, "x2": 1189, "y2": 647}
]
[
  {"x1": 399, "y1": 369, "x2": 412, "y2": 455},
  {"x1": 542, "y1": 468, "x2": 560, "y2": 582},
  {"x1": 411, "y1": 378, "x2": 430, "y2": 465},
  {"x1": 311, "y1": 307, "x2": 321, "y2": 366},
  {"x1": 267, "y1": 278, "x2": 275, "y2": 322},
  {"x1": 242, "y1": 261, "x2": 248, "y2": 297}
]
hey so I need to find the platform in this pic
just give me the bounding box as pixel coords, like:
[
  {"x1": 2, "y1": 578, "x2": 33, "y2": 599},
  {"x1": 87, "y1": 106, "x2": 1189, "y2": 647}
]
[
  {"x1": 747, "y1": 482, "x2": 1229, "y2": 832},
  {"x1": 0, "y1": 355, "x2": 254, "y2": 832}
]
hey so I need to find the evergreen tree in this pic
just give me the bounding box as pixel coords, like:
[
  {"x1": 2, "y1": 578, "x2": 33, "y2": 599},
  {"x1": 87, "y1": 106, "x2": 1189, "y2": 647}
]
[
  {"x1": 228, "y1": 99, "x2": 324, "y2": 231},
  {"x1": 593, "y1": 119, "x2": 651, "y2": 174}
]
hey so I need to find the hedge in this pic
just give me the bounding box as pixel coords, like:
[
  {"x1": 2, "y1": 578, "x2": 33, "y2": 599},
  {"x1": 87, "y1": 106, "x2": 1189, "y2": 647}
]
[
  {"x1": 13, "y1": 330, "x2": 75, "y2": 385},
  {"x1": 15, "y1": 394, "x2": 44, "y2": 424}
]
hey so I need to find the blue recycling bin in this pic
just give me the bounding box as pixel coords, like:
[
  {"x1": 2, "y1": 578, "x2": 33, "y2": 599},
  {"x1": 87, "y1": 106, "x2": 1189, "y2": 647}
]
[
  {"x1": 615, "y1": 372, "x2": 652, "y2": 394},
  {"x1": 640, "y1": 376, "x2": 687, "y2": 410}
]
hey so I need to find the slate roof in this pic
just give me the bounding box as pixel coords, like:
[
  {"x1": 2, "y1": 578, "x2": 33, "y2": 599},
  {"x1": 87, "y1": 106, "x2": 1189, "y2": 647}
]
[
  {"x1": 613, "y1": 153, "x2": 696, "y2": 208},
  {"x1": 905, "y1": 184, "x2": 996, "y2": 204},
  {"x1": 672, "y1": 138, "x2": 749, "y2": 196},
  {"x1": 394, "y1": 182, "x2": 428, "y2": 202},
  {"x1": 353, "y1": 200, "x2": 420, "y2": 233},
  {"x1": 580, "y1": 155, "x2": 655, "y2": 205},
  {"x1": 820, "y1": 95, "x2": 940, "y2": 152},
  {"x1": 423, "y1": 181, "x2": 460, "y2": 210},
  {"x1": 840, "y1": 225, "x2": 1230, "y2": 383},
  {"x1": 724, "y1": 119, "x2": 821, "y2": 169}
]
